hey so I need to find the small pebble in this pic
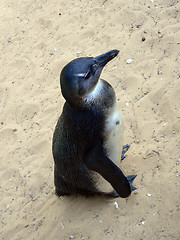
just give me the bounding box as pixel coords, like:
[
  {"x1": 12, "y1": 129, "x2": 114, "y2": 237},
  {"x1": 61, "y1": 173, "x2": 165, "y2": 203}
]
[
  {"x1": 29, "y1": 192, "x2": 33, "y2": 199},
  {"x1": 61, "y1": 222, "x2": 64, "y2": 230},
  {"x1": 7, "y1": 38, "x2": 12, "y2": 43},
  {"x1": 142, "y1": 37, "x2": 146, "y2": 42},
  {"x1": 6, "y1": 205, "x2": 10, "y2": 210},
  {"x1": 147, "y1": 193, "x2": 152, "y2": 197},
  {"x1": 69, "y1": 235, "x2": 74, "y2": 239},
  {"x1": 141, "y1": 88, "x2": 149, "y2": 95},
  {"x1": 136, "y1": 24, "x2": 141, "y2": 28},
  {"x1": 126, "y1": 59, "x2": 133, "y2": 64},
  {"x1": 76, "y1": 51, "x2": 81, "y2": 57},
  {"x1": 113, "y1": 201, "x2": 119, "y2": 209}
]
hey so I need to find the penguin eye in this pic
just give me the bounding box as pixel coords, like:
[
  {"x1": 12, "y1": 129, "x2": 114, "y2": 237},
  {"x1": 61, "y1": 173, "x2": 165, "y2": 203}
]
[
  {"x1": 84, "y1": 69, "x2": 91, "y2": 79},
  {"x1": 93, "y1": 62, "x2": 98, "y2": 68}
]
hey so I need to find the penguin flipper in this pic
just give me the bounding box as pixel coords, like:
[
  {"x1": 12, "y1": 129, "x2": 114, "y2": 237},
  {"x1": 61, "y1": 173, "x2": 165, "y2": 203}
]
[{"x1": 85, "y1": 143, "x2": 136, "y2": 198}]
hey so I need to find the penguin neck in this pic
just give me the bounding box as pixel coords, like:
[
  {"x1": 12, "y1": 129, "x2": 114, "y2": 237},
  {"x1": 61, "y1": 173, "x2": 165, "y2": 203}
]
[
  {"x1": 64, "y1": 79, "x2": 115, "y2": 113},
  {"x1": 63, "y1": 79, "x2": 103, "y2": 111},
  {"x1": 84, "y1": 79, "x2": 103, "y2": 103},
  {"x1": 83, "y1": 79, "x2": 116, "y2": 109}
]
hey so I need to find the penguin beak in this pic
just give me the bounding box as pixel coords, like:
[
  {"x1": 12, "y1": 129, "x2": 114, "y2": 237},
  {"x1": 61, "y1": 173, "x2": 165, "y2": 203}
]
[{"x1": 94, "y1": 49, "x2": 119, "y2": 67}]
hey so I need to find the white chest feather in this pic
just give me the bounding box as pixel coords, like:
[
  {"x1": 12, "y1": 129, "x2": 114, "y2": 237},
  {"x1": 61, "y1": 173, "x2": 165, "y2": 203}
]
[
  {"x1": 104, "y1": 104, "x2": 124, "y2": 165},
  {"x1": 84, "y1": 79, "x2": 124, "y2": 164}
]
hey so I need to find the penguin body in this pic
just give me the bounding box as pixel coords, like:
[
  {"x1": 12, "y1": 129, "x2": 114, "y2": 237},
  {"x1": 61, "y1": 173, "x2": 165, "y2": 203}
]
[{"x1": 52, "y1": 50, "x2": 136, "y2": 198}]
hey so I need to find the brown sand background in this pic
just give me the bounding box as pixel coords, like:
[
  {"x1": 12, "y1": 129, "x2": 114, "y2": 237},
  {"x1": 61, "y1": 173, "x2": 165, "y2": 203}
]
[{"x1": 1, "y1": 0, "x2": 180, "y2": 239}]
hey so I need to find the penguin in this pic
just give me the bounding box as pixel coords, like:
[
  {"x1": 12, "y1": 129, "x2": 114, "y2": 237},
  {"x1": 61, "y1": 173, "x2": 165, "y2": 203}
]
[{"x1": 52, "y1": 49, "x2": 137, "y2": 198}]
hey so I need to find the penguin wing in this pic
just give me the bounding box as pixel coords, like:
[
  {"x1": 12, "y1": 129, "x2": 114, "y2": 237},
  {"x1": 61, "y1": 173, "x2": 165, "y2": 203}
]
[{"x1": 85, "y1": 142, "x2": 136, "y2": 198}]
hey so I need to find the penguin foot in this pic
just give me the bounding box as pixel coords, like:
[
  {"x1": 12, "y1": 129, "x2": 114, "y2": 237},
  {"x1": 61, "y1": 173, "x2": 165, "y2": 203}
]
[
  {"x1": 126, "y1": 175, "x2": 137, "y2": 191},
  {"x1": 121, "y1": 144, "x2": 130, "y2": 160}
]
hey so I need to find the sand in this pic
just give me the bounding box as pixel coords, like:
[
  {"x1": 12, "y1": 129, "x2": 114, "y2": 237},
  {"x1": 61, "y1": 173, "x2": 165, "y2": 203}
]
[{"x1": 1, "y1": 0, "x2": 180, "y2": 239}]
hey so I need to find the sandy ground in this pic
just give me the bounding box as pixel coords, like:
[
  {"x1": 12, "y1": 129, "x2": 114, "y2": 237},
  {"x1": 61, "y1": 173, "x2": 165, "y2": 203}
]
[{"x1": 1, "y1": 0, "x2": 180, "y2": 239}]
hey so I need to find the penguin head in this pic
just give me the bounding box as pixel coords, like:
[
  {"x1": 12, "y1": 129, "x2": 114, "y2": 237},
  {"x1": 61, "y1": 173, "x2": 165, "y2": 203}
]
[{"x1": 60, "y1": 49, "x2": 119, "y2": 107}]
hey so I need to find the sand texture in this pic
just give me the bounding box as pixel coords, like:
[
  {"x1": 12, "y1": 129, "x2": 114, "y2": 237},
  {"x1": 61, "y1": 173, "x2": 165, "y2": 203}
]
[{"x1": 1, "y1": 0, "x2": 180, "y2": 239}]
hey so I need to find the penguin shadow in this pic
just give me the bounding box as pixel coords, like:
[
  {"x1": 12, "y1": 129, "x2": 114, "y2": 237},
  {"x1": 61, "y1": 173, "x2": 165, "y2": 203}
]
[
  {"x1": 55, "y1": 191, "x2": 138, "y2": 218},
  {"x1": 58, "y1": 192, "x2": 117, "y2": 211}
]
